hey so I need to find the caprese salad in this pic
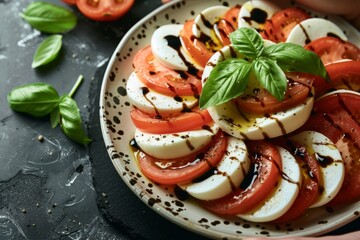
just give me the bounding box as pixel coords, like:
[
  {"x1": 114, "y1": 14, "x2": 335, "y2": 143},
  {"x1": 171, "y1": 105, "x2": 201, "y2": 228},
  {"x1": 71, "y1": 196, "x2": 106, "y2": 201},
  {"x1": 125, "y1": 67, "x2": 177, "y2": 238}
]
[{"x1": 126, "y1": 0, "x2": 360, "y2": 223}]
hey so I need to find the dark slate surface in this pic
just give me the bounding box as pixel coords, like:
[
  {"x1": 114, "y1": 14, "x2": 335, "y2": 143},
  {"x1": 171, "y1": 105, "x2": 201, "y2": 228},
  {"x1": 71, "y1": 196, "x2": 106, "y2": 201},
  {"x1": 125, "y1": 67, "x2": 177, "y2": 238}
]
[{"x1": 1, "y1": 0, "x2": 359, "y2": 239}]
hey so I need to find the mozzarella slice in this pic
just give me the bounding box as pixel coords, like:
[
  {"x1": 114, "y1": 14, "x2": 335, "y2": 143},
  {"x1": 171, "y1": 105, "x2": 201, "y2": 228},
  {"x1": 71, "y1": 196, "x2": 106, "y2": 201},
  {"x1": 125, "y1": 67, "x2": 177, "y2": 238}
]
[
  {"x1": 202, "y1": 45, "x2": 313, "y2": 140},
  {"x1": 237, "y1": 0, "x2": 280, "y2": 29},
  {"x1": 192, "y1": 6, "x2": 229, "y2": 41},
  {"x1": 179, "y1": 136, "x2": 250, "y2": 200},
  {"x1": 286, "y1": 18, "x2": 348, "y2": 46},
  {"x1": 290, "y1": 131, "x2": 344, "y2": 208},
  {"x1": 207, "y1": 97, "x2": 313, "y2": 140},
  {"x1": 126, "y1": 72, "x2": 198, "y2": 117},
  {"x1": 238, "y1": 146, "x2": 301, "y2": 222},
  {"x1": 134, "y1": 124, "x2": 219, "y2": 159},
  {"x1": 151, "y1": 24, "x2": 188, "y2": 71}
]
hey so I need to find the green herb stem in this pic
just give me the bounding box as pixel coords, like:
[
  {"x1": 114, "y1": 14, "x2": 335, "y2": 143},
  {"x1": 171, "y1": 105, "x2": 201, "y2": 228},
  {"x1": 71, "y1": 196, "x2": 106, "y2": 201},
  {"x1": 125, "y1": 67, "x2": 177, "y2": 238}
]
[{"x1": 69, "y1": 75, "x2": 84, "y2": 98}]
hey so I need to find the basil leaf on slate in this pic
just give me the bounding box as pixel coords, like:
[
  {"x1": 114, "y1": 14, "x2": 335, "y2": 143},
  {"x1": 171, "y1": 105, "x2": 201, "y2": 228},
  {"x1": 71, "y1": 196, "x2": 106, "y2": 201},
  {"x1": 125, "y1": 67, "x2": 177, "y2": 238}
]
[
  {"x1": 50, "y1": 107, "x2": 60, "y2": 128},
  {"x1": 7, "y1": 82, "x2": 60, "y2": 117},
  {"x1": 230, "y1": 28, "x2": 264, "y2": 59},
  {"x1": 59, "y1": 95, "x2": 92, "y2": 145},
  {"x1": 20, "y1": 1, "x2": 77, "y2": 34},
  {"x1": 32, "y1": 34, "x2": 62, "y2": 68},
  {"x1": 200, "y1": 58, "x2": 252, "y2": 109},
  {"x1": 264, "y1": 43, "x2": 329, "y2": 81},
  {"x1": 253, "y1": 57, "x2": 288, "y2": 101}
]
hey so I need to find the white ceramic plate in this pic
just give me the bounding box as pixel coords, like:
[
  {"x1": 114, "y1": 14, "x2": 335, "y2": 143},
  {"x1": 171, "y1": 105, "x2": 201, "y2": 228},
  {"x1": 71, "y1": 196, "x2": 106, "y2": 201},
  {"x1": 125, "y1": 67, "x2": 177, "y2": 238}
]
[{"x1": 99, "y1": 0, "x2": 360, "y2": 238}]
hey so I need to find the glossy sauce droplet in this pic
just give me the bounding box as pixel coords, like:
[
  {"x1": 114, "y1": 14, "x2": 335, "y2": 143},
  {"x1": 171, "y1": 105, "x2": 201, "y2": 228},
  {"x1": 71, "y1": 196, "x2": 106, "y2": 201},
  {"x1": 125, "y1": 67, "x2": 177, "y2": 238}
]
[
  {"x1": 315, "y1": 153, "x2": 334, "y2": 168},
  {"x1": 242, "y1": 8, "x2": 268, "y2": 29},
  {"x1": 174, "y1": 185, "x2": 189, "y2": 201}
]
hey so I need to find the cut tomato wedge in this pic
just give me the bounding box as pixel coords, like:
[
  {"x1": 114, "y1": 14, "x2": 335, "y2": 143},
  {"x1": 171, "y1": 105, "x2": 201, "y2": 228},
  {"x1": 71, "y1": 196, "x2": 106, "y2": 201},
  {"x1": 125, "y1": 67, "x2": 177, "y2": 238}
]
[
  {"x1": 76, "y1": 0, "x2": 134, "y2": 21},
  {"x1": 261, "y1": 7, "x2": 310, "y2": 42},
  {"x1": 305, "y1": 37, "x2": 360, "y2": 65},
  {"x1": 133, "y1": 46, "x2": 202, "y2": 97},
  {"x1": 199, "y1": 141, "x2": 282, "y2": 215},
  {"x1": 130, "y1": 106, "x2": 213, "y2": 134},
  {"x1": 138, "y1": 131, "x2": 227, "y2": 185},
  {"x1": 236, "y1": 72, "x2": 314, "y2": 115}
]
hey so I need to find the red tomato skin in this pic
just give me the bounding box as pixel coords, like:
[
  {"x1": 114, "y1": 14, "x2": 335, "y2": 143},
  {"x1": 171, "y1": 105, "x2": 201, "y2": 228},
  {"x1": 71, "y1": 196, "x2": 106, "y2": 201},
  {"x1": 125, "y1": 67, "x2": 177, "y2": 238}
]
[
  {"x1": 76, "y1": 0, "x2": 134, "y2": 21},
  {"x1": 199, "y1": 141, "x2": 282, "y2": 215},
  {"x1": 130, "y1": 106, "x2": 213, "y2": 134},
  {"x1": 262, "y1": 7, "x2": 310, "y2": 42},
  {"x1": 133, "y1": 46, "x2": 202, "y2": 97},
  {"x1": 305, "y1": 37, "x2": 360, "y2": 65},
  {"x1": 62, "y1": 0, "x2": 76, "y2": 5},
  {"x1": 138, "y1": 131, "x2": 227, "y2": 185}
]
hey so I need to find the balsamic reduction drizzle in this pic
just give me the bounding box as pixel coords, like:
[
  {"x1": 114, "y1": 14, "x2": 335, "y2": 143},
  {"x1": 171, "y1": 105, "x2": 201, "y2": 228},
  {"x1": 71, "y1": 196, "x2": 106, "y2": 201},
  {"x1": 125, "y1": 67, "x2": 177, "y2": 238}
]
[
  {"x1": 164, "y1": 35, "x2": 200, "y2": 81},
  {"x1": 242, "y1": 8, "x2": 268, "y2": 25}
]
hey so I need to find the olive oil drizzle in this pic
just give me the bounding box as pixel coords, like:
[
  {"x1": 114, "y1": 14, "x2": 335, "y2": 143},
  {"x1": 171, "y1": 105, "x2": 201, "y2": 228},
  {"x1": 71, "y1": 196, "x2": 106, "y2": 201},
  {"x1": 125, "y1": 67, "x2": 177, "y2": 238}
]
[{"x1": 140, "y1": 86, "x2": 162, "y2": 118}]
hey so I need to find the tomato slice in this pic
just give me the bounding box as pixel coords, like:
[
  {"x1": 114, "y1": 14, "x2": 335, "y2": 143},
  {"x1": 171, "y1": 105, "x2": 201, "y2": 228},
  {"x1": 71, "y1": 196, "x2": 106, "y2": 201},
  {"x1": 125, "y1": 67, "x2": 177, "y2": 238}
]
[
  {"x1": 76, "y1": 0, "x2": 134, "y2": 21},
  {"x1": 236, "y1": 72, "x2": 314, "y2": 115},
  {"x1": 199, "y1": 140, "x2": 282, "y2": 215},
  {"x1": 130, "y1": 106, "x2": 213, "y2": 134},
  {"x1": 180, "y1": 20, "x2": 216, "y2": 68},
  {"x1": 313, "y1": 61, "x2": 360, "y2": 97},
  {"x1": 62, "y1": 0, "x2": 76, "y2": 5},
  {"x1": 271, "y1": 140, "x2": 321, "y2": 223},
  {"x1": 133, "y1": 46, "x2": 202, "y2": 97},
  {"x1": 305, "y1": 37, "x2": 360, "y2": 65},
  {"x1": 138, "y1": 131, "x2": 227, "y2": 185},
  {"x1": 261, "y1": 7, "x2": 310, "y2": 43},
  {"x1": 314, "y1": 91, "x2": 360, "y2": 125},
  {"x1": 301, "y1": 113, "x2": 360, "y2": 206},
  {"x1": 216, "y1": 5, "x2": 240, "y2": 45},
  {"x1": 327, "y1": 61, "x2": 360, "y2": 91}
]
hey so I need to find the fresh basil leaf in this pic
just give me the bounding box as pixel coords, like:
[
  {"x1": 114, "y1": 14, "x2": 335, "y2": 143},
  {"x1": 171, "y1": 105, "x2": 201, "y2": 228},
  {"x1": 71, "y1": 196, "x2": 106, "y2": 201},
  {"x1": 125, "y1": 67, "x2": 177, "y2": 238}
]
[
  {"x1": 200, "y1": 58, "x2": 252, "y2": 108},
  {"x1": 20, "y1": 1, "x2": 77, "y2": 34},
  {"x1": 264, "y1": 43, "x2": 329, "y2": 81},
  {"x1": 59, "y1": 95, "x2": 91, "y2": 145},
  {"x1": 230, "y1": 28, "x2": 264, "y2": 59},
  {"x1": 253, "y1": 57, "x2": 287, "y2": 101},
  {"x1": 50, "y1": 107, "x2": 60, "y2": 128},
  {"x1": 7, "y1": 82, "x2": 60, "y2": 117},
  {"x1": 32, "y1": 34, "x2": 62, "y2": 68}
]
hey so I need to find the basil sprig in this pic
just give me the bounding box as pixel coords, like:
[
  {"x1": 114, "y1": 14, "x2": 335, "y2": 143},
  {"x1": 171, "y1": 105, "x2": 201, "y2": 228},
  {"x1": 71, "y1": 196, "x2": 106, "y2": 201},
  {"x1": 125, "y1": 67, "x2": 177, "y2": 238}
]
[
  {"x1": 20, "y1": 1, "x2": 77, "y2": 34},
  {"x1": 32, "y1": 34, "x2": 62, "y2": 68},
  {"x1": 7, "y1": 75, "x2": 91, "y2": 145},
  {"x1": 199, "y1": 28, "x2": 329, "y2": 109}
]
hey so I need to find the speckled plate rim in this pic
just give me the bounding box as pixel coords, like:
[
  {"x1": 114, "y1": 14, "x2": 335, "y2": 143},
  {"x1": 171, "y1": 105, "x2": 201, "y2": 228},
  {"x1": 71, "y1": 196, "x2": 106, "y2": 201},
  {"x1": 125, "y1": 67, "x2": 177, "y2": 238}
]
[{"x1": 99, "y1": 0, "x2": 360, "y2": 239}]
